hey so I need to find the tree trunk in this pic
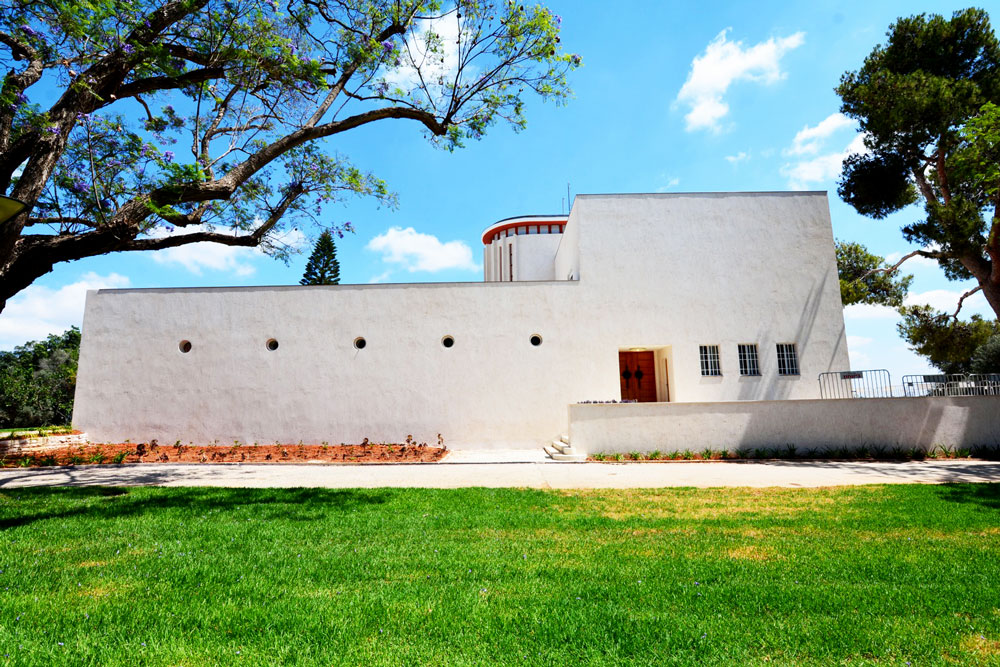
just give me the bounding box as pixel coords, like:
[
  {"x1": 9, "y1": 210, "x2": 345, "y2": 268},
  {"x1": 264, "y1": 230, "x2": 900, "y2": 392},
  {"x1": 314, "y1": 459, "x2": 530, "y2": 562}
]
[{"x1": 982, "y1": 279, "x2": 1000, "y2": 322}]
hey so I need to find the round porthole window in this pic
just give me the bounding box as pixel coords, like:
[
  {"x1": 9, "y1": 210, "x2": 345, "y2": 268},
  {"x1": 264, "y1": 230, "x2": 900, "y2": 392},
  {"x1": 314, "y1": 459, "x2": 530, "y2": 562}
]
[
  {"x1": 179, "y1": 340, "x2": 192, "y2": 353},
  {"x1": 266, "y1": 338, "x2": 279, "y2": 351},
  {"x1": 530, "y1": 334, "x2": 543, "y2": 346},
  {"x1": 442, "y1": 335, "x2": 455, "y2": 348},
  {"x1": 354, "y1": 337, "x2": 367, "y2": 350}
]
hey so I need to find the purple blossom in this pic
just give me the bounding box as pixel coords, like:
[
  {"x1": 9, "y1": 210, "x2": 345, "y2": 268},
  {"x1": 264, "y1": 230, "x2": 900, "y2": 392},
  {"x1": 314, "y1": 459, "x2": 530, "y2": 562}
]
[
  {"x1": 70, "y1": 178, "x2": 88, "y2": 194},
  {"x1": 15, "y1": 92, "x2": 28, "y2": 105},
  {"x1": 163, "y1": 151, "x2": 175, "y2": 163},
  {"x1": 20, "y1": 25, "x2": 41, "y2": 39},
  {"x1": 165, "y1": 105, "x2": 175, "y2": 115},
  {"x1": 45, "y1": 125, "x2": 61, "y2": 135},
  {"x1": 122, "y1": 43, "x2": 135, "y2": 55},
  {"x1": 554, "y1": 15, "x2": 562, "y2": 25},
  {"x1": 570, "y1": 53, "x2": 581, "y2": 65},
  {"x1": 382, "y1": 40, "x2": 393, "y2": 53}
]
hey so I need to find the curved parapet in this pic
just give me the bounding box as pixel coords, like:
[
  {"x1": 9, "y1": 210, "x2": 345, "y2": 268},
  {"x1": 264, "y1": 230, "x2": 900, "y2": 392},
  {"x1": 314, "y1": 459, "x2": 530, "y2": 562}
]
[{"x1": 482, "y1": 215, "x2": 566, "y2": 282}]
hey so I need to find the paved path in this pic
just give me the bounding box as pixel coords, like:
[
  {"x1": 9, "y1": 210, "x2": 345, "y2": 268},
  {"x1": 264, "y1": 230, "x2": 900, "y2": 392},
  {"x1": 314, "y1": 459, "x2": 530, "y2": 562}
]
[{"x1": 1, "y1": 458, "x2": 998, "y2": 488}]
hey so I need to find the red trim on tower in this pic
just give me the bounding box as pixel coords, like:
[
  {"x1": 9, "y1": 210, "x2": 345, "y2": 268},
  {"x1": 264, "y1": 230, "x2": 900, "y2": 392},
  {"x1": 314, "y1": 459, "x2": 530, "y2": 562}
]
[{"x1": 481, "y1": 218, "x2": 567, "y2": 245}]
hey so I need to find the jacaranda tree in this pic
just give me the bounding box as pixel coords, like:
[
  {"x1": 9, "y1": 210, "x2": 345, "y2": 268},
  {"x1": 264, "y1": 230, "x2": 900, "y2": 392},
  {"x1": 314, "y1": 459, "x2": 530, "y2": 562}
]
[{"x1": 0, "y1": 0, "x2": 578, "y2": 312}]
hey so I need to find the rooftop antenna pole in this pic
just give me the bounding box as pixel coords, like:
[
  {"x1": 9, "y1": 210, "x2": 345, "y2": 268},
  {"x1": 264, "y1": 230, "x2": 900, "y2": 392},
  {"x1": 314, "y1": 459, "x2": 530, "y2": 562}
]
[
  {"x1": 566, "y1": 183, "x2": 571, "y2": 213},
  {"x1": 561, "y1": 197, "x2": 565, "y2": 215}
]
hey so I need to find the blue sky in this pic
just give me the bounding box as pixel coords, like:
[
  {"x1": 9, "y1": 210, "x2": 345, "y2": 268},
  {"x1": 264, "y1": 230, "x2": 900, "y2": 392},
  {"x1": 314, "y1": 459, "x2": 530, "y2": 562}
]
[{"x1": 1, "y1": 0, "x2": 994, "y2": 386}]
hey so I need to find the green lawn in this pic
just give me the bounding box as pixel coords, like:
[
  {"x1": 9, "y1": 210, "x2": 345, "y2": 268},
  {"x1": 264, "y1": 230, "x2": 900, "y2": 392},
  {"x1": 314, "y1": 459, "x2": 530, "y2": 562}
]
[{"x1": 1, "y1": 485, "x2": 999, "y2": 665}]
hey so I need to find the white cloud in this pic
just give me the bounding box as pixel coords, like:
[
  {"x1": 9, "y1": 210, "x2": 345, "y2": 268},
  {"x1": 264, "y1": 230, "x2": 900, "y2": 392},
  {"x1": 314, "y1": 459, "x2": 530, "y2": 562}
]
[
  {"x1": 786, "y1": 113, "x2": 854, "y2": 156},
  {"x1": 843, "y1": 303, "x2": 898, "y2": 320},
  {"x1": 655, "y1": 176, "x2": 680, "y2": 192},
  {"x1": 0, "y1": 272, "x2": 130, "y2": 350},
  {"x1": 725, "y1": 151, "x2": 749, "y2": 164},
  {"x1": 847, "y1": 335, "x2": 873, "y2": 347},
  {"x1": 676, "y1": 29, "x2": 805, "y2": 132},
  {"x1": 148, "y1": 224, "x2": 308, "y2": 276},
  {"x1": 382, "y1": 13, "x2": 470, "y2": 100},
  {"x1": 782, "y1": 133, "x2": 866, "y2": 190},
  {"x1": 368, "y1": 270, "x2": 394, "y2": 284},
  {"x1": 366, "y1": 227, "x2": 479, "y2": 273}
]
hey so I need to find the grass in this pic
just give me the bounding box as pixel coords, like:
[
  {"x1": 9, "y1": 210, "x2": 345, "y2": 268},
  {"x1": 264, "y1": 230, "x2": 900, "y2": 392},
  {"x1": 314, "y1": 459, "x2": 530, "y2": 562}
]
[
  {"x1": 0, "y1": 426, "x2": 73, "y2": 441},
  {"x1": 1, "y1": 485, "x2": 999, "y2": 665}
]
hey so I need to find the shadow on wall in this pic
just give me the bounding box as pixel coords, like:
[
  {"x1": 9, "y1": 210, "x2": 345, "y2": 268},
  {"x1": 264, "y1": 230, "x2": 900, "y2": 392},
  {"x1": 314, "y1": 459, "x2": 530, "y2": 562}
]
[
  {"x1": 0, "y1": 482, "x2": 391, "y2": 531},
  {"x1": 734, "y1": 397, "x2": 950, "y2": 452},
  {"x1": 736, "y1": 273, "x2": 832, "y2": 402}
]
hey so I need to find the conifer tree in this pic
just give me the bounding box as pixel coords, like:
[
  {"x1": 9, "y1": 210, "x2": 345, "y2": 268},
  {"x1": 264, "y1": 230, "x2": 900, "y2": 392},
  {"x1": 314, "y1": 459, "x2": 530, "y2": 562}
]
[{"x1": 300, "y1": 231, "x2": 340, "y2": 285}]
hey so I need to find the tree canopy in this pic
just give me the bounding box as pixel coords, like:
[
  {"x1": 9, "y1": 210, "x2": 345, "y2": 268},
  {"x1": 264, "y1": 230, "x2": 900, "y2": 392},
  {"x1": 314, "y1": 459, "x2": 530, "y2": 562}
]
[
  {"x1": 835, "y1": 239, "x2": 913, "y2": 308},
  {"x1": 0, "y1": 326, "x2": 79, "y2": 427},
  {"x1": 0, "y1": 0, "x2": 578, "y2": 312},
  {"x1": 300, "y1": 228, "x2": 339, "y2": 284},
  {"x1": 836, "y1": 8, "x2": 1000, "y2": 320}
]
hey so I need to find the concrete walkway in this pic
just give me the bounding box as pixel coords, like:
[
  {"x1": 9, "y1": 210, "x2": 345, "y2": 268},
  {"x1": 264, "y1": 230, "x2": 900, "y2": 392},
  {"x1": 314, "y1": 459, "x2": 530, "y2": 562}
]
[{"x1": 1, "y1": 457, "x2": 998, "y2": 488}]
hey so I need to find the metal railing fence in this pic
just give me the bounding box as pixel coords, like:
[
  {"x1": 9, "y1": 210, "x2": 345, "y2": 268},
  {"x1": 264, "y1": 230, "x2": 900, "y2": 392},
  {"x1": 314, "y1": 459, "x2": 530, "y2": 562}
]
[
  {"x1": 818, "y1": 369, "x2": 893, "y2": 399},
  {"x1": 901, "y1": 373, "x2": 1000, "y2": 397}
]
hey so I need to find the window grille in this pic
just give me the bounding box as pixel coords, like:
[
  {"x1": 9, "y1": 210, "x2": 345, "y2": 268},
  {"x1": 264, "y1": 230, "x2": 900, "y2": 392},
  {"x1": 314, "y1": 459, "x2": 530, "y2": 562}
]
[
  {"x1": 776, "y1": 343, "x2": 799, "y2": 376},
  {"x1": 737, "y1": 344, "x2": 760, "y2": 376},
  {"x1": 699, "y1": 345, "x2": 721, "y2": 376}
]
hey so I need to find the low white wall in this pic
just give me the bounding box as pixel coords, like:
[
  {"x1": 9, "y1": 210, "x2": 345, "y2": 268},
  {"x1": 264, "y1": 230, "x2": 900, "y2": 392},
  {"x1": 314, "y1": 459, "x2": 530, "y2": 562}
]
[{"x1": 569, "y1": 396, "x2": 1000, "y2": 454}]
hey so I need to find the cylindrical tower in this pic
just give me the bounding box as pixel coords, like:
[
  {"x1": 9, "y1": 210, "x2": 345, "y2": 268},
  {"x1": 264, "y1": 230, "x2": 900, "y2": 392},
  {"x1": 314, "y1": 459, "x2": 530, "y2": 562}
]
[{"x1": 482, "y1": 215, "x2": 567, "y2": 282}]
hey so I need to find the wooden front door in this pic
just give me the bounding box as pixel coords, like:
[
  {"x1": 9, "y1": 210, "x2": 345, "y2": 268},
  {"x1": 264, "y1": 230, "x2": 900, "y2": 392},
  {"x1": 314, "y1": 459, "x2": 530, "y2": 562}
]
[{"x1": 619, "y1": 351, "x2": 657, "y2": 402}]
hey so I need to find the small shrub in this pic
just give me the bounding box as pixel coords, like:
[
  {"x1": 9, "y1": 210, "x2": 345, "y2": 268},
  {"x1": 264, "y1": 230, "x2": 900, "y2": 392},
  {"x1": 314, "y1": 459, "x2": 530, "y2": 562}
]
[
  {"x1": 40, "y1": 455, "x2": 57, "y2": 466},
  {"x1": 69, "y1": 455, "x2": 84, "y2": 465},
  {"x1": 18, "y1": 457, "x2": 32, "y2": 467},
  {"x1": 628, "y1": 451, "x2": 642, "y2": 461},
  {"x1": 701, "y1": 448, "x2": 713, "y2": 460},
  {"x1": 89, "y1": 452, "x2": 106, "y2": 464},
  {"x1": 591, "y1": 453, "x2": 606, "y2": 461},
  {"x1": 613, "y1": 453, "x2": 624, "y2": 462},
  {"x1": 112, "y1": 451, "x2": 129, "y2": 464},
  {"x1": 649, "y1": 450, "x2": 662, "y2": 461},
  {"x1": 681, "y1": 449, "x2": 693, "y2": 460}
]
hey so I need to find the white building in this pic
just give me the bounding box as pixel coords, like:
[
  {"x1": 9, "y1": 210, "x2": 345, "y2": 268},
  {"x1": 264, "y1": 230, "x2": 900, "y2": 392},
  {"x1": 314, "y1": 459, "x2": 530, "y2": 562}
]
[{"x1": 73, "y1": 192, "x2": 850, "y2": 449}]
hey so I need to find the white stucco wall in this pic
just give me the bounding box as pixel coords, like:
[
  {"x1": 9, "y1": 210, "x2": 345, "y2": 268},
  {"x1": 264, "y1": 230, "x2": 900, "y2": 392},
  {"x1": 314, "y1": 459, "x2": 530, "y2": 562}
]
[
  {"x1": 74, "y1": 192, "x2": 851, "y2": 447},
  {"x1": 568, "y1": 192, "x2": 849, "y2": 403},
  {"x1": 569, "y1": 396, "x2": 1000, "y2": 454}
]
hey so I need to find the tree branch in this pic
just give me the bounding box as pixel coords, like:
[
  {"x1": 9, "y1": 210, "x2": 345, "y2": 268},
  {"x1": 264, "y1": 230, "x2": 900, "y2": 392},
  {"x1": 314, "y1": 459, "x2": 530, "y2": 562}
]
[
  {"x1": 950, "y1": 286, "x2": 983, "y2": 320},
  {"x1": 860, "y1": 249, "x2": 940, "y2": 280}
]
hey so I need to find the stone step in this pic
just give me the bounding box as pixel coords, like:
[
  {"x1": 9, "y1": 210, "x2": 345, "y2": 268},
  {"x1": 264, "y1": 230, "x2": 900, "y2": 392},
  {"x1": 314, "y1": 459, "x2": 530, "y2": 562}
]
[
  {"x1": 559, "y1": 433, "x2": 570, "y2": 445},
  {"x1": 551, "y1": 439, "x2": 575, "y2": 455},
  {"x1": 543, "y1": 445, "x2": 586, "y2": 462}
]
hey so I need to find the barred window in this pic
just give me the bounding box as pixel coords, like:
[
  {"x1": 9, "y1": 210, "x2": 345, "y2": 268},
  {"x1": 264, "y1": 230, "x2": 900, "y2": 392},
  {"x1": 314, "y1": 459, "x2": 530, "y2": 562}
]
[
  {"x1": 777, "y1": 343, "x2": 799, "y2": 376},
  {"x1": 699, "y1": 345, "x2": 722, "y2": 376},
  {"x1": 738, "y1": 344, "x2": 760, "y2": 376}
]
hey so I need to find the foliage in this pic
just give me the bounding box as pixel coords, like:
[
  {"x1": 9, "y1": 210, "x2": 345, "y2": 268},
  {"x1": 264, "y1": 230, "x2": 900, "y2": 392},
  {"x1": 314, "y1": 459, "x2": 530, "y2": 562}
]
[
  {"x1": 897, "y1": 305, "x2": 1000, "y2": 373},
  {"x1": 0, "y1": 326, "x2": 79, "y2": 427},
  {"x1": 970, "y1": 333, "x2": 1000, "y2": 373},
  {"x1": 300, "y1": 229, "x2": 340, "y2": 285},
  {"x1": 2, "y1": 485, "x2": 1000, "y2": 663},
  {"x1": 835, "y1": 239, "x2": 913, "y2": 307},
  {"x1": 836, "y1": 8, "x2": 1000, "y2": 319},
  {"x1": 0, "y1": 0, "x2": 579, "y2": 311}
]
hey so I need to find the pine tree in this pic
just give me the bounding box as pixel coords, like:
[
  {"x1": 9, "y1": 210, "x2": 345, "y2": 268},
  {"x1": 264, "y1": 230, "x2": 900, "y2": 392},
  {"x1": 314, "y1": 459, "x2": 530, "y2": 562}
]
[{"x1": 300, "y1": 231, "x2": 341, "y2": 285}]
